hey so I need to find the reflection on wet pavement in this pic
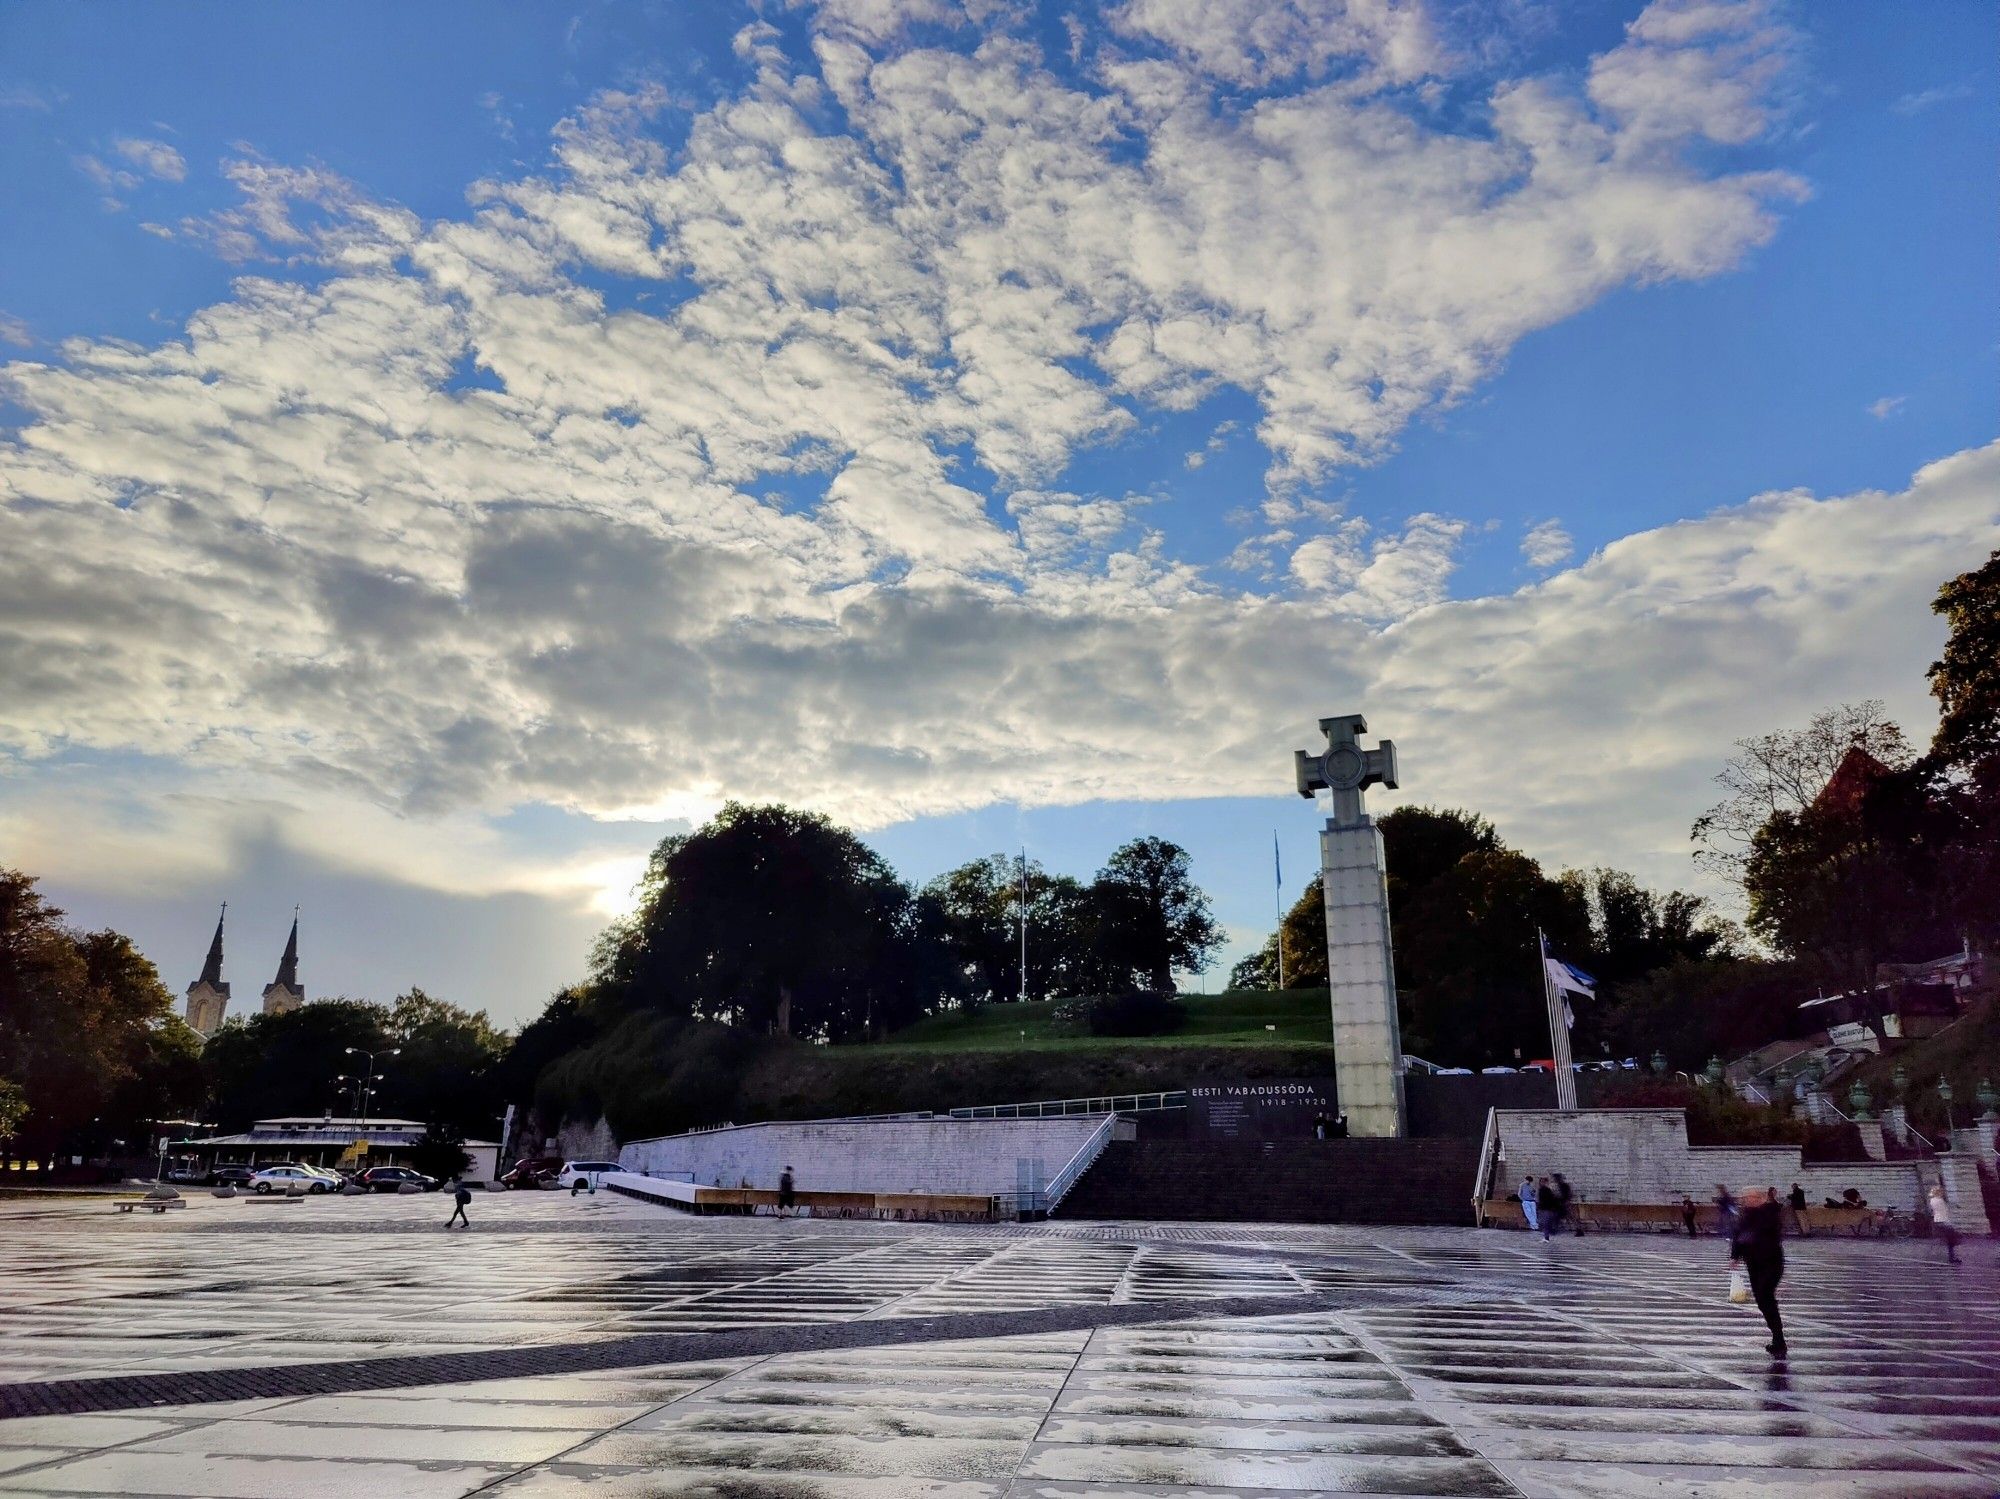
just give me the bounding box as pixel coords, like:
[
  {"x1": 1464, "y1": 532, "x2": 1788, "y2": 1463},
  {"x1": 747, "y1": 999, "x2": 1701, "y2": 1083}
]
[{"x1": 0, "y1": 1190, "x2": 1995, "y2": 1495}]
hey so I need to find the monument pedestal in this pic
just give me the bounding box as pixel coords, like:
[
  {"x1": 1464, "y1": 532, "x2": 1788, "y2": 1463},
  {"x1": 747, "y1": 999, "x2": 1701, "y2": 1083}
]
[{"x1": 1321, "y1": 817, "x2": 1406, "y2": 1138}]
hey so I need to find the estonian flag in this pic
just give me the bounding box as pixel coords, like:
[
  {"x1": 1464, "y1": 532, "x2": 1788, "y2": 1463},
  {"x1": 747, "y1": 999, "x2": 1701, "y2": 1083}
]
[{"x1": 1544, "y1": 952, "x2": 1596, "y2": 1029}]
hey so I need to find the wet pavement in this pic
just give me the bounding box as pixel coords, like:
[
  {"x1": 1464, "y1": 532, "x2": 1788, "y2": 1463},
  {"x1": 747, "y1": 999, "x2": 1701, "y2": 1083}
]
[{"x1": 0, "y1": 1191, "x2": 1995, "y2": 1496}]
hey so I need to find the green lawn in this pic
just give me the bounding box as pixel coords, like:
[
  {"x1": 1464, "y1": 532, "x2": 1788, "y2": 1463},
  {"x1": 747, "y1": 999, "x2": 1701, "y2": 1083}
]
[{"x1": 850, "y1": 988, "x2": 1335, "y2": 1053}]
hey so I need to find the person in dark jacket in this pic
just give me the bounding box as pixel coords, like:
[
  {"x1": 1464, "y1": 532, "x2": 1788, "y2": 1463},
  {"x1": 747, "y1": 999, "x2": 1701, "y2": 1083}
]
[
  {"x1": 777, "y1": 1166, "x2": 796, "y2": 1217},
  {"x1": 1729, "y1": 1186, "x2": 1787, "y2": 1357},
  {"x1": 1680, "y1": 1195, "x2": 1698, "y2": 1237},
  {"x1": 1552, "y1": 1173, "x2": 1579, "y2": 1236}
]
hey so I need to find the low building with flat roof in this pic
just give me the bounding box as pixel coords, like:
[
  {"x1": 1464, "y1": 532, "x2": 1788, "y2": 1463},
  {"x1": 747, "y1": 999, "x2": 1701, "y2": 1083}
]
[{"x1": 172, "y1": 1116, "x2": 499, "y2": 1181}]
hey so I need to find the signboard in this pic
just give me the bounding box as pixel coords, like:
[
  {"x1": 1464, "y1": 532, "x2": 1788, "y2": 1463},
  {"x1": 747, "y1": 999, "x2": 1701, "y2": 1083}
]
[{"x1": 1187, "y1": 1078, "x2": 1338, "y2": 1139}]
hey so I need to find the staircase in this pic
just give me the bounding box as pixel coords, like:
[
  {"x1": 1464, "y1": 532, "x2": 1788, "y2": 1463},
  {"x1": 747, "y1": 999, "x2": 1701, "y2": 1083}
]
[{"x1": 1053, "y1": 1137, "x2": 1481, "y2": 1226}]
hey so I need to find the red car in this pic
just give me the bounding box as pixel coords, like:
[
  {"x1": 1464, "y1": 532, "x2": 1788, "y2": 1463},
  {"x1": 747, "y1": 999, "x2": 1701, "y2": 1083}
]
[{"x1": 501, "y1": 1156, "x2": 564, "y2": 1189}]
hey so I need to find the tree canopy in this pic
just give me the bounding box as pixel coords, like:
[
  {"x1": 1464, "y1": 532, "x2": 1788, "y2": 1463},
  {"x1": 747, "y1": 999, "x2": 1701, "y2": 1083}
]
[{"x1": 593, "y1": 802, "x2": 928, "y2": 1040}]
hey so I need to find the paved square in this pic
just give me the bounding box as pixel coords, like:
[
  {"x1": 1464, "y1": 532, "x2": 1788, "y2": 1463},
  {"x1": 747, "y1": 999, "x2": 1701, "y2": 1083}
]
[{"x1": 0, "y1": 1190, "x2": 1995, "y2": 1496}]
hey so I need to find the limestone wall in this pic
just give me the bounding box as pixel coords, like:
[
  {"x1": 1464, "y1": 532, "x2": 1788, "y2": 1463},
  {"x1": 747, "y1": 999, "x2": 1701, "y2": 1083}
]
[
  {"x1": 1490, "y1": 1108, "x2": 1938, "y2": 1212},
  {"x1": 619, "y1": 1115, "x2": 1111, "y2": 1196}
]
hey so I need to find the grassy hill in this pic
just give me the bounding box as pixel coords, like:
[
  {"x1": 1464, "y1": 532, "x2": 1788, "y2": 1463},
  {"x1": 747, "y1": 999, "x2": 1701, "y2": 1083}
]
[
  {"x1": 543, "y1": 992, "x2": 1339, "y2": 1141},
  {"x1": 849, "y1": 988, "x2": 1335, "y2": 1053}
]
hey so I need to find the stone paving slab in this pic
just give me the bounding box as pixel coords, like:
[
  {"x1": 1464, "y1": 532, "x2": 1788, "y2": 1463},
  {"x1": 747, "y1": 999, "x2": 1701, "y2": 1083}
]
[{"x1": 0, "y1": 1192, "x2": 1996, "y2": 1497}]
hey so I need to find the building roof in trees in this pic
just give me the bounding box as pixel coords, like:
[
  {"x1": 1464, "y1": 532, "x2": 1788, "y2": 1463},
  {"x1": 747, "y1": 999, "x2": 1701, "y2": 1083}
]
[{"x1": 1813, "y1": 745, "x2": 1894, "y2": 818}]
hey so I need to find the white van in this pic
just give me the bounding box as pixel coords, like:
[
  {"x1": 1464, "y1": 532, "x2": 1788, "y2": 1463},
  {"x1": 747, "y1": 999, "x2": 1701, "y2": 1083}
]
[{"x1": 557, "y1": 1160, "x2": 621, "y2": 1191}]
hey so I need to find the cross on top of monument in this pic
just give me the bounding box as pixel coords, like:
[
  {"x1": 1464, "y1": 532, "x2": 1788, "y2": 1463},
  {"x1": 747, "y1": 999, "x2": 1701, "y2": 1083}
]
[{"x1": 1295, "y1": 713, "x2": 1398, "y2": 826}]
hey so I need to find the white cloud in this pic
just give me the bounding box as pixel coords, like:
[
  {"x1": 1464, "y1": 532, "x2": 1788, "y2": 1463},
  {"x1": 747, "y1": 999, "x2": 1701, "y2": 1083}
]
[
  {"x1": 75, "y1": 155, "x2": 140, "y2": 195},
  {"x1": 1107, "y1": 0, "x2": 1441, "y2": 88},
  {"x1": 1868, "y1": 394, "x2": 1906, "y2": 421},
  {"x1": 0, "y1": 313, "x2": 31, "y2": 349},
  {"x1": 115, "y1": 136, "x2": 187, "y2": 181},
  {"x1": 1521, "y1": 518, "x2": 1573, "y2": 568},
  {"x1": 0, "y1": 0, "x2": 1903, "y2": 910},
  {"x1": 1892, "y1": 83, "x2": 1972, "y2": 116}
]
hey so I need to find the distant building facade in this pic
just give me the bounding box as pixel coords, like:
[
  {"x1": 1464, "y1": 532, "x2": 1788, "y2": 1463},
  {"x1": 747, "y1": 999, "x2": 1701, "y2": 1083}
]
[{"x1": 184, "y1": 906, "x2": 308, "y2": 1038}]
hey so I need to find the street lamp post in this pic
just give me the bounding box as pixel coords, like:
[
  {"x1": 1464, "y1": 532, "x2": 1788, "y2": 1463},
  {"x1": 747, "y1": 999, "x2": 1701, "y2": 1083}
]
[{"x1": 343, "y1": 1047, "x2": 400, "y2": 1131}]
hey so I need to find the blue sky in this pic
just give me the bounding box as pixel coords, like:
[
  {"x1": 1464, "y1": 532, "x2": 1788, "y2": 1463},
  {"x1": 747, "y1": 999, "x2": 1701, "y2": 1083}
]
[{"x1": 1, "y1": 0, "x2": 1995, "y2": 1026}]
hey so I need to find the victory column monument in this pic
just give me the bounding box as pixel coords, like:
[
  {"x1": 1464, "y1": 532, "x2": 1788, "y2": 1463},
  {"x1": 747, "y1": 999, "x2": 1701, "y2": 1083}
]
[{"x1": 1297, "y1": 714, "x2": 1407, "y2": 1138}]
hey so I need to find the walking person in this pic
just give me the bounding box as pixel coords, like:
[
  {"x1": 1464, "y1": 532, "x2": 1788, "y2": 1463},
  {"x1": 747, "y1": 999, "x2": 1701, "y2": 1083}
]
[
  {"x1": 445, "y1": 1179, "x2": 471, "y2": 1229},
  {"x1": 777, "y1": 1165, "x2": 795, "y2": 1219},
  {"x1": 1928, "y1": 1185, "x2": 1962, "y2": 1266},
  {"x1": 1553, "y1": 1173, "x2": 1578, "y2": 1236},
  {"x1": 1538, "y1": 1175, "x2": 1562, "y2": 1240},
  {"x1": 1713, "y1": 1184, "x2": 1738, "y2": 1243},
  {"x1": 1729, "y1": 1187, "x2": 1787, "y2": 1358}
]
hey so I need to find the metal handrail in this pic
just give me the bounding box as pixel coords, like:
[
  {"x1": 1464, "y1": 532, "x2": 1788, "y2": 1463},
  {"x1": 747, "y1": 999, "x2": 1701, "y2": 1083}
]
[
  {"x1": 950, "y1": 1090, "x2": 1186, "y2": 1120},
  {"x1": 1041, "y1": 1113, "x2": 1117, "y2": 1214},
  {"x1": 1470, "y1": 1106, "x2": 1501, "y2": 1223}
]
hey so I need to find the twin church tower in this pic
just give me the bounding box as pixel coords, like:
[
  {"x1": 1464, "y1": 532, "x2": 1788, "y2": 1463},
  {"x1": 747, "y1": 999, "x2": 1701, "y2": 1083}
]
[{"x1": 183, "y1": 904, "x2": 305, "y2": 1039}]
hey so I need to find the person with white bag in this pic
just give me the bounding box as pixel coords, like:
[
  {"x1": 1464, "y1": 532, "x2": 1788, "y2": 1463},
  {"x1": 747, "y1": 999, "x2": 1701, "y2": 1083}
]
[
  {"x1": 1728, "y1": 1185, "x2": 1788, "y2": 1358},
  {"x1": 1928, "y1": 1185, "x2": 1961, "y2": 1266}
]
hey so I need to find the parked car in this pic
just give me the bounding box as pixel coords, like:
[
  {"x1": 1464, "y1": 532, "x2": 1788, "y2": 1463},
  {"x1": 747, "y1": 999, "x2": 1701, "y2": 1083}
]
[
  {"x1": 211, "y1": 1165, "x2": 257, "y2": 1187},
  {"x1": 500, "y1": 1156, "x2": 565, "y2": 1189},
  {"x1": 557, "y1": 1160, "x2": 621, "y2": 1191},
  {"x1": 251, "y1": 1166, "x2": 330, "y2": 1194},
  {"x1": 1480, "y1": 1066, "x2": 1518, "y2": 1075},
  {"x1": 358, "y1": 1166, "x2": 438, "y2": 1193}
]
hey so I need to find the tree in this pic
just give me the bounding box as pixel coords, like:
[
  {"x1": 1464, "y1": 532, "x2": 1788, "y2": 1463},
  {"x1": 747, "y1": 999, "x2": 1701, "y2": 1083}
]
[
  {"x1": 202, "y1": 998, "x2": 390, "y2": 1131},
  {"x1": 594, "y1": 802, "x2": 923, "y2": 1041},
  {"x1": 1742, "y1": 771, "x2": 1954, "y2": 992},
  {"x1": 1922, "y1": 549, "x2": 2000, "y2": 955},
  {"x1": 382, "y1": 989, "x2": 510, "y2": 1137},
  {"x1": 1598, "y1": 958, "x2": 1808, "y2": 1072},
  {"x1": 1692, "y1": 701, "x2": 1911, "y2": 883},
  {"x1": 923, "y1": 855, "x2": 1027, "y2": 1006},
  {"x1": 1926, "y1": 548, "x2": 2000, "y2": 775},
  {"x1": 1087, "y1": 838, "x2": 1220, "y2": 992},
  {"x1": 407, "y1": 1123, "x2": 473, "y2": 1181},
  {"x1": 0, "y1": 1078, "x2": 24, "y2": 1142},
  {"x1": 0, "y1": 873, "x2": 189, "y2": 1165},
  {"x1": 1227, "y1": 948, "x2": 1275, "y2": 991}
]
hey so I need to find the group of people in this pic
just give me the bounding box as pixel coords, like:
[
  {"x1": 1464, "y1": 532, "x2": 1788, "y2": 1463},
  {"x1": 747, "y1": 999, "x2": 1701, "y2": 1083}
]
[{"x1": 1517, "y1": 1173, "x2": 1576, "y2": 1239}]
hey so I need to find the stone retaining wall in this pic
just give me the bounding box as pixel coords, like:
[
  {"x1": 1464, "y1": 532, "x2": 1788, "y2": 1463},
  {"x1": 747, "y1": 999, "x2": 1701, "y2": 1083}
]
[
  {"x1": 619, "y1": 1115, "x2": 1110, "y2": 1197},
  {"x1": 1487, "y1": 1108, "x2": 1983, "y2": 1227}
]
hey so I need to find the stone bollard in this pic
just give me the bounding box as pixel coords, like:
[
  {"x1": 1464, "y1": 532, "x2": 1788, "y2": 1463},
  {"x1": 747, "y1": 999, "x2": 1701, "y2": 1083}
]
[
  {"x1": 340, "y1": 1182, "x2": 366, "y2": 1195},
  {"x1": 211, "y1": 1185, "x2": 237, "y2": 1199},
  {"x1": 396, "y1": 1181, "x2": 421, "y2": 1194}
]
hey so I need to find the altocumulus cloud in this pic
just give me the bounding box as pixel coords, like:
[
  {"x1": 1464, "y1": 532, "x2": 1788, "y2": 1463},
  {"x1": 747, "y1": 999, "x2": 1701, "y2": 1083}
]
[{"x1": 1, "y1": 0, "x2": 1989, "y2": 905}]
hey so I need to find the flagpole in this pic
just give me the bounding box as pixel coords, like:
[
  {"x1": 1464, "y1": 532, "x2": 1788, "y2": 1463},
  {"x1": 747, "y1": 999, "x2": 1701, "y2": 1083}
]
[
  {"x1": 1273, "y1": 832, "x2": 1286, "y2": 990},
  {"x1": 1538, "y1": 928, "x2": 1578, "y2": 1111},
  {"x1": 1018, "y1": 847, "x2": 1028, "y2": 1005}
]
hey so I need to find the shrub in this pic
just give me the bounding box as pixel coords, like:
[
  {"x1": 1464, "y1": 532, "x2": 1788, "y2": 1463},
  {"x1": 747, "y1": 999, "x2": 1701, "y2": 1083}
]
[{"x1": 1085, "y1": 991, "x2": 1187, "y2": 1038}]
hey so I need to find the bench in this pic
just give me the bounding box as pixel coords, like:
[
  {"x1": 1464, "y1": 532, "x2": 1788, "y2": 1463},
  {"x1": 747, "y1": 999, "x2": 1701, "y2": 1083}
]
[{"x1": 114, "y1": 1199, "x2": 185, "y2": 1213}]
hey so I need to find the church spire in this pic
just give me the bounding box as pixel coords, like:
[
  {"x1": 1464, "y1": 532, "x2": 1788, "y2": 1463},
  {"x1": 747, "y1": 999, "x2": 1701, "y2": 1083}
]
[
  {"x1": 272, "y1": 908, "x2": 299, "y2": 990},
  {"x1": 198, "y1": 903, "x2": 227, "y2": 989},
  {"x1": 186, "y1": 902, "x2": 231, "y2": 1039},
  {"x1": 261, "y1": 907, "x2": 305, "y2": 1016}
]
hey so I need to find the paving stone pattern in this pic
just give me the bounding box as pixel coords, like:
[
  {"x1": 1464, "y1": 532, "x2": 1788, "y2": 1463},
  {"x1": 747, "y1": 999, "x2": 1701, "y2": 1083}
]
[{"x1": 0, "y1": 1191, "x2": 1995, "y2": 1496}]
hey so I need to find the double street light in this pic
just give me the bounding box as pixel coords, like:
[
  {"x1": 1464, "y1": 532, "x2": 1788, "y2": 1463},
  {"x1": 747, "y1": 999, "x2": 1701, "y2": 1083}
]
[{"x1": 343, "y1": 1046, "x2": 400, "y2": 1131}]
